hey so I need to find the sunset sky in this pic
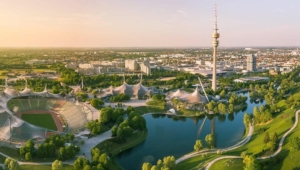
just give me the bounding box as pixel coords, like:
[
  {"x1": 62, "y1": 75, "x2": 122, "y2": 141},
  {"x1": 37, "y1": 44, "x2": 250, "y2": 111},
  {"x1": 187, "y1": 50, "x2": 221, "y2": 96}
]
[{"x1": 0, "y1": 0, "x2": 299, "y2": 47}]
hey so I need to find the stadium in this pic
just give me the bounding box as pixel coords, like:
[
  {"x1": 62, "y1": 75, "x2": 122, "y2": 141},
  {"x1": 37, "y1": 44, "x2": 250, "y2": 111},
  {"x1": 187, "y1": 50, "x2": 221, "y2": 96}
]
[{"x1": 0, "y1": 82, "x2": 94, "y2": 145}]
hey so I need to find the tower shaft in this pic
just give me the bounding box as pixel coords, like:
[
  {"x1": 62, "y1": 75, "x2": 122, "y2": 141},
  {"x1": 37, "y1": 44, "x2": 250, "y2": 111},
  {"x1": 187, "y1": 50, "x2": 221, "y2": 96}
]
[
  {"x1": 212, "y1": 46, "x2": 217, "y2": 91},
  {"x1": 211, "y1": 4, "x2": 220, "y2": 91}
]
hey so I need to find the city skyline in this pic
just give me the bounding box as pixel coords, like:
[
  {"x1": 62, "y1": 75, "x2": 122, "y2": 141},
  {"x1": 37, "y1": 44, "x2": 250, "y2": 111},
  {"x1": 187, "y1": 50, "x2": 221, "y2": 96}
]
[{"x1": 0, "y1": 0, "x2": 299, "y2": 47}]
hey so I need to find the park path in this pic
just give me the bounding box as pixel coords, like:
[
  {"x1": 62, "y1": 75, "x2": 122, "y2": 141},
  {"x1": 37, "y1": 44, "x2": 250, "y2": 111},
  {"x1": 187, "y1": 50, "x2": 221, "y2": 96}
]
[
  {"x1": 204, "y1": 110, "x2": 299, "y2": 170},
  {"x1": 175, "y1": 123, "x2": 254, "y2": 164},
  {"x1": 77, "y1": 130, "x2": 112, "y2": 160}
]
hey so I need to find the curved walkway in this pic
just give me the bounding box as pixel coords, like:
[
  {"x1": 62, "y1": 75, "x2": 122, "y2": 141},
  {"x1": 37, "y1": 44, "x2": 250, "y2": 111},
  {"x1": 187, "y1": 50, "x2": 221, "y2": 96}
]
[
  {"x1": 77, "y1": 130, "x2": 112, "y2": 160},
  {"x1": 176, "y1": 123, "x2": 254, "y2": 164},
  {"x1": 204, "y1": 110, "x2": 299, "y2": 170}
]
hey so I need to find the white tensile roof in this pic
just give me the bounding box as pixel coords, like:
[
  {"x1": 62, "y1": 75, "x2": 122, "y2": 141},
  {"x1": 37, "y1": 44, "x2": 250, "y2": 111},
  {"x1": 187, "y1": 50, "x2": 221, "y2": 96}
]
[
  {"x1": 169, "y1": 89, "x2": 188, "y2": 98},
  {"x1": 100, "y1": 80, "x2": 155, "y2": 97},
  {"x1": 4, "y1": 88, "x2": 19, "y2": 98},
  {"x1": 170, "y1": 87, "x2": 208, "y2": 104}
]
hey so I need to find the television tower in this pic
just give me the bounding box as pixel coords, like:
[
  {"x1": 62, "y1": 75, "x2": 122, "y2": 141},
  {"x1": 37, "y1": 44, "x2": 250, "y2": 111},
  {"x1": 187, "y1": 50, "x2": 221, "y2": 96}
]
[{"x1": 212, "y1": 4, "x2": 220, "y2": 91}]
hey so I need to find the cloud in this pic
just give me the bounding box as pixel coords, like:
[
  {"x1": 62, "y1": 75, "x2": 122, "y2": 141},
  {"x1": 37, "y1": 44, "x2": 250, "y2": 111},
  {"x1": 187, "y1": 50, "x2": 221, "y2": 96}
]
[{"x1": 176, "y1": 10, "x2": 187, "y2": 17}]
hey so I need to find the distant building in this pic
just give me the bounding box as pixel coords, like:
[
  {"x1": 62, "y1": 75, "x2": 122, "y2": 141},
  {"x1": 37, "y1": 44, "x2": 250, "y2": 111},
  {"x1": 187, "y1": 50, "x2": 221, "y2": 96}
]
[
  {"x1": 140, "y1": 60, "x2": 151, "y2": 75},
  {"x1": 125, "y1": 60, "x2": 137, "y2": 71},
  {"x1": 247, "y1": 54, "x2": 256, "y2": 71},
  {"x1": 233, "y1": 76, "x2": 269, "y2": 83}
]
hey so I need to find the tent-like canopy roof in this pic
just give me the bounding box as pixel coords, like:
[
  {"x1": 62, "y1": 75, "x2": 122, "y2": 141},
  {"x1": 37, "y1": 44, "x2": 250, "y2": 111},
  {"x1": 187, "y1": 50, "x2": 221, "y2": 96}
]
[
  {"x1": 100, "y1": 74, "x2": 160, "y2": 97},
  {"x1": 170, "y1": 87, "x2": 208, "y2": 104}
]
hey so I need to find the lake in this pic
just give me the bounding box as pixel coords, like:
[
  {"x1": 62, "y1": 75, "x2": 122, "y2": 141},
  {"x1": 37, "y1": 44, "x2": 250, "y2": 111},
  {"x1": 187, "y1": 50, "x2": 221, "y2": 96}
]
[{"x1": 116, "y1": 93, "x2": 265, "y2": 170}]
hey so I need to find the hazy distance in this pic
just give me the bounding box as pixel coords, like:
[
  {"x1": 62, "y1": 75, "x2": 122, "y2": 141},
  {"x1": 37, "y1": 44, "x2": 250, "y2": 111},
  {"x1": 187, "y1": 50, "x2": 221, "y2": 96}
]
[{"x1": 0, "y1": 0, "x2": 299, "y2": 48}]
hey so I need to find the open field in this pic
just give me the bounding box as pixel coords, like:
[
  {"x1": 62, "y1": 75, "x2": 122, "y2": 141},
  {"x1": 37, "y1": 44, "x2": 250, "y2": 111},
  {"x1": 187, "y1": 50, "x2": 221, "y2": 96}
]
[{"x1": 21, "y1": 114, "x2": 58, "y2": 131}]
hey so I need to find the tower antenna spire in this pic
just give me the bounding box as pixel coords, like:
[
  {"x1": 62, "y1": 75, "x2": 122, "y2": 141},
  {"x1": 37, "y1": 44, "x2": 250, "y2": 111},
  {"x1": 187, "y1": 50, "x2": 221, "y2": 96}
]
[{"x1": 214, "y1": 4, "x2": 218, "y2": 31}]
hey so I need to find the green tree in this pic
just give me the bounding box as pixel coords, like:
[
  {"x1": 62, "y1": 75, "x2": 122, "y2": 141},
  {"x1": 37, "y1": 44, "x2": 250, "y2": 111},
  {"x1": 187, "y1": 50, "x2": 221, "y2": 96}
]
[
  {"x1": 73, "y1": 157, "x2": 90, "y2": 170},
  {"x1": 273, "y1": 132, "x2": 278, "y2": 143},
  {"x1": 150, "y1": 165, "x2": 159, "y2": 170},
  {"x1": 194, "y1": 140, "x2": 203, "y2": 152},
  {"x1": 4, "y1": 158, "x2": 19, "y2": 170},
  {"x1": 218, "y1": 103, "x2": 227, "y2": 113},
  {"x1": 142, "y1": 162, "x2": 152, "y2": 170},
  {"x1": 205, "y1": 134, "x2": 214, "y2": 149},
  {"x1": 99, "y1": 153, "x2": 109, "y2": 168},
  {"x1": 206, "y1": 101, "x2": 215, "y2": 111},
  {"x1": 243, "y1": 113, "x2": 251, "y2": 127},
  {"x1": 229, "y1": 104, "x2": 234, "y2": 113},
  {"x1": 162, "y1": 156, "x2": 176, "y2": 169},
  {"x1": 100, "y1": 107, "x2": 113, "y2": 124},
  {"x1": 52, "y1": 160, "x2": 63, "y2": 170},
  {"x1": 25, "y1": 152, "x2": 32, "y2": 161},
  {"x1": 264, "y1": 132, "x2": 270, "y2": 144},
  {"x1": 243, "y1": 155, "x2": 261, "y2": 170},
  {"x1": 270, "y1": 141, "x2": 276, "y2": 151},
  {"x1": 83, "y1": 165, "x2": 91, "y2": 170},
  {"x1": 219, "y1": 90, "x2": 226, "y2": 98},
  {"x1": 157, "y1": 159, "x2": 163, "y2": 169},
  {"x1": 241, "y1": 151, "x2": 247, "y2": 158},
  {"x1": 253, "y1": 106, "x2": 261, "y2": 124},
  {"x1": 58, "y1": 147, "x2": 67, "y2": 161},
  {"x1": 111, "y1": 126, "x2": 118, "y2": 137}
]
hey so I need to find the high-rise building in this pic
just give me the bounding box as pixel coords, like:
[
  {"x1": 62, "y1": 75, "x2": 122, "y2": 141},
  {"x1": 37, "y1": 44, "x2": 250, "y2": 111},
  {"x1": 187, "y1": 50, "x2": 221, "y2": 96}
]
[
  {"x1": 125, "y1": 60, "x2": 137, "y2": 71},
  {"x1": 247, "y1": 54, "x2": 256, "y2": 71},
  {"x1": 140, "y1": 60, "x2": 151, "y2": 75},
  {"x1": 211, "y1": 5, "x2": 220, "y2": 91}
]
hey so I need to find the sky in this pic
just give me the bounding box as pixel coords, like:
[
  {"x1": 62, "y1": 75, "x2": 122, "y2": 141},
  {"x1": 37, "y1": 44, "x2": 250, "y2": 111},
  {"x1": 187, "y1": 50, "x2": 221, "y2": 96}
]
[{"x1": 0, "y1": 0, "x2": 299, "y2": 47}]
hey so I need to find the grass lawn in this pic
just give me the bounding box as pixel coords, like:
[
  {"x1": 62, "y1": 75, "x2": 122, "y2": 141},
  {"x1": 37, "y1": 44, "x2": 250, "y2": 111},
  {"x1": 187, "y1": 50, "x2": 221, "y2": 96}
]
[
  {"x1": 177, "y1": 109, "x2": 202, "y2": 116},
  {"x1": 209, "y1": 158, "x2": 244, "y2": 170},
  {"x1": 174, "y1": 155, "x2": 219, "y2": 170},
  {"x1": 20, "y1": 164, "x2": 73, "y2": 170},
  {"x1": 21, "y1": 114, "x2": 58, "y2": 131},
  {"x1": 264, "y1": 111, "x2": 300, "y2": 170},
  {"x1": 0, "y1": 154, "x2": 6, "y2": 163},
  {"x1": 135, "y1": 106, "x2": 166, "y2": 115},
  {"x1": 0, "y1": 146, "x2": 58, "y2": 163},
  {"x1": 228, "y1": 107, "x2": 295, "y2": 157},
  {"x1": 0, "y1": 146, "x2": 21, "y2": 161}
]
